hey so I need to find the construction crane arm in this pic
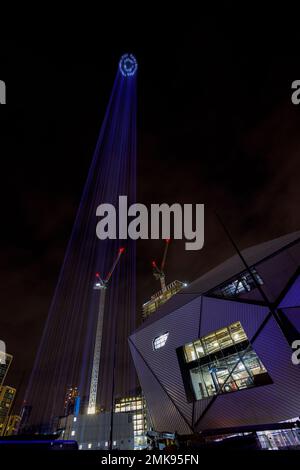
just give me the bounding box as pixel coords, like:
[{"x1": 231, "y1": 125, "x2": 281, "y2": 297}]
[
  {"x1": 160, "y1": 238, "x2": 170, "y2": 271},
  {"x1": 105, "y1": 247, "x2": 125, "y2": 283}
]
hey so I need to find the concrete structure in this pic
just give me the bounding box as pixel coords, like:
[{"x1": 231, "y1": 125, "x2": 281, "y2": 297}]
[
  {"x1": 59, "y1": 412, "x2": 134, "y2": 450},
  {"x1": 129, "y1": 231, "x2": 300, "y2": 435}
]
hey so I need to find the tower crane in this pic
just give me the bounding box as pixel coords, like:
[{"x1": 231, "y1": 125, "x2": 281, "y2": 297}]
[
  {"x1": 87, "y1": 247, "x2": 125, "y2": 415},
  {"x1": 152, "y1": 239, "x2": 170, "y2": 293}
]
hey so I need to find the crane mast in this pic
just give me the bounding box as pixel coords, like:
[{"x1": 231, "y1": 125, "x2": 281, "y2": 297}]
[
  {"x1": 87, "y1": 247, "x2": 125, "y2": 414},
  {"x1": 152, "y1": 239, "x2": 170, "y2": 293}
]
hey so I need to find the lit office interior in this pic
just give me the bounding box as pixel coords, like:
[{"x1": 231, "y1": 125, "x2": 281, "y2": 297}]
[{"x1": 182, "y1": 322, "x2": 272, "y2": 401}]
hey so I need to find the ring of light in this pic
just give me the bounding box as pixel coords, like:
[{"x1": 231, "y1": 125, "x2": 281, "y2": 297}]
[{"x1": 119, "y1": 54, "x2": 138, "y2": 77}]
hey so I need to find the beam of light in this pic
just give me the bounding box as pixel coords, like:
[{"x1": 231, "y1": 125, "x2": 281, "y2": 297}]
[{"x1": 24, "y1": 57, "x2": 137, "y2": 433}]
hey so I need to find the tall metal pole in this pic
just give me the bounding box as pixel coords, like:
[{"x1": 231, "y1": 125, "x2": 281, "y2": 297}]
[{"x1": 108, "y1": 321, "x2": 118, "y2": 451}]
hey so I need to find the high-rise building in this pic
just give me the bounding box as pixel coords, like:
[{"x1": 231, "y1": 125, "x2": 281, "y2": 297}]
[
  {"x1": 0, "y1": 352, "x2": 13, "y2": 387},
  {"x1": 19, "y1": 403, "x2": 32, "y2": 432},
  {"x1": 0, "y1": 386, "x2": 16, "y2": 436},
  {"x1": 4, "y1": 414, "x2": 21, "y2": 436},
  {"x1": 64, "y1": 386, "x2": 79, "y2": 417}
]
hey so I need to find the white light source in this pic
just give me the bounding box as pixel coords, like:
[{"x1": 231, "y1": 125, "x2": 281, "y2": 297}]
[
  {"x1": 87, "y1": 405, "x2": 96, "y2": 415},
  {"x1": 88, "y1": 443, "x2": 92, "y2": 449},
  {"x1": 73, "y1": 417, "x2": 77, "y2": 422},
  {"x1": 153, "y1": 332, "x2": 169, "y2": 350},
  {"x1": 71, "y1": 430, "x2": 75, "y2": 436}
]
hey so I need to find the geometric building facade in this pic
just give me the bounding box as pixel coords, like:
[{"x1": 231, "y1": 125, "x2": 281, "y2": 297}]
[{"x1": 129, "y1": 231, "x2": 300, "y2": 434}]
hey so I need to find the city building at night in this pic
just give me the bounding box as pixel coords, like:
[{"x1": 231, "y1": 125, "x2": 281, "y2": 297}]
[
  {"x1": 0, "y1": 386, "x2": 16, "y2": 436},
  {"x1": 129, "y1": 231, "x2": 300, "y2": 444},
  {"x1": 3, "y1": 414, "x2": 21, "y2": 436},
  {"x1": 114, "y1": 392, "x2": 148, "y2": 449},
  {"x1": 64, "y1": 386, "x2": 80, "y2": 417},
  {"x1": 0, "y1": 352, "x2": 12, "y2": 387},
  {"x1": 142, "y1": 280, "x2": 186, "y2": 320}
]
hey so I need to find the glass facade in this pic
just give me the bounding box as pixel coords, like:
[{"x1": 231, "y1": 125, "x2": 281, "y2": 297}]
[
  {"x1": 115, "y1": 395, "x2": 148, "y2": 450},
  {"x1": 209, "y1": 268, "x2": 263, "y2": 299},
  {"x1": 180, "y1": 322, "x2": 272, "y2": 401}
]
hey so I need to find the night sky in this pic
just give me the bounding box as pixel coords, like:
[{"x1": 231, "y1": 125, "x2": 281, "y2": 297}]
[{"x1": 1, "y1": 18, "x2": 300, "y2": 408}]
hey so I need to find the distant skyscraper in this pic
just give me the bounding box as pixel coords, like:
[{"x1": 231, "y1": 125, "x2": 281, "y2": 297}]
[
  {"x1": 64, "y1": 386, "x2": 79, "y2": 417},
  {"x1": 4, "y1": 415, "x2": 21, "y2": 436},
  {"x1": 19, "y1": 403, "x2": 32, "y2": 432},
  {"x1": 0, "y1": 386, "x2": 16, "y2": 436},
  {"x1": 0, "y1": 352, "x2": 13, "y2": 387}
]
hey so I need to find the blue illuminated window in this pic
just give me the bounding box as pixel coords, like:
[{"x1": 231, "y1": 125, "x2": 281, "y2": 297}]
[{"x1": 210, "y1": 268, "x2": 263, "y2": 299}]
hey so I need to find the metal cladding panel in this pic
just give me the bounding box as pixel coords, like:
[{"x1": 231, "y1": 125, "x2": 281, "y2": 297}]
[
  {"x1": 135, "y1": 293, "x2": 199, "y2": 333},
  {"x1": 183, "y1": 232, "x2": 300, "y2": 298},
  {"x1": 130, "y1": 296, "x2": 202, "y2": 427},
  {"x1": 193, "y1": 397, "x2": 213, "y2": 425},
  {"x1": 283, "y1": 307, "x2": 300, "y2": 332},
  {"x1": 128, "y1": 341, "x2": 191, "y2": 434},
  {"x1": 279, "y1": 275, "x2": 300, "y2": 308},
  {"x1": 197, "y1": 316, "x2": 300, "y2": 430},
  {"x1": 256, "y1": 252, "x2": 298, "y2": 301},
  {"x1": 199, "y1": 296, "x2": 269, "y2": 340},
  {"x1": 135, "y1": 234, "x2": 300, "y2": 333},
  {"x1": 288, "y1": 243, "x2": 300, "y2": 264}
]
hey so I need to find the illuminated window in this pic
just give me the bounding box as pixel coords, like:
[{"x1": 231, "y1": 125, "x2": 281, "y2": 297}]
[
  {"x1": 179, "y1": 322, "x2": 272, "y2": 402},
  {"x1": 184, "y1": 322, "x2": 248, "y2": 362},
  {"x1": 71, "y1": 430, "x2": 75, "y2": 436},
  {"x1": 153, "y1": 332, "x2": 169, "y2": 350},
  {"x1": 209, "y1": 268, "x2": 263, "y2": 299},
  {"x1": 88, "y1": 443, "x2": 92, "y2": 449}
]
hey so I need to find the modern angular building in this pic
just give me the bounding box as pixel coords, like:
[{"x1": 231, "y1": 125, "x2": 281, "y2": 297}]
[{"x1": 129, "y1": 231, "x2": 300, "y2": 435}]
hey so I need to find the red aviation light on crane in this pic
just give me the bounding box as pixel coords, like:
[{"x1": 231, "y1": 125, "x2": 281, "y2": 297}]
[
  {"x1": 152, "y1": 260, "x2": 157, "y2": 268},
  {"x1": 95, "y1": 272, "x2": 100, "y2": 278},
  {"x1": 119, "y1": 247, "x2": 125, "y2": 254},
  {"x1": 166, "y1": 238, "x2": 170, "y2": 244}
]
